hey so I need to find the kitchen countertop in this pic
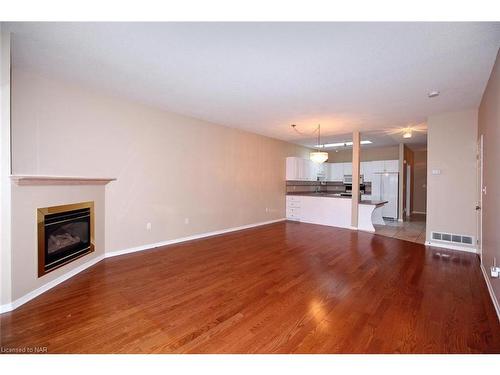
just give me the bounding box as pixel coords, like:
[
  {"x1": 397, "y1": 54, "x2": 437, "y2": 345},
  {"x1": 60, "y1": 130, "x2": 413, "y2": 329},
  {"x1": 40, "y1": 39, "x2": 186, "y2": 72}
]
[{"x1": 286, "y1": 192, "x2": 387, "y2": 206}]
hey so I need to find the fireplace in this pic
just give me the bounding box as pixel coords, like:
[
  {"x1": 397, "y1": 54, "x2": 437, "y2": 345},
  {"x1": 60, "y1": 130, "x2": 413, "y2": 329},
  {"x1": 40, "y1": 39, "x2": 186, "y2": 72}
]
[{"x1": 37, "y1": 202, "x2": 94, "y2": 276}]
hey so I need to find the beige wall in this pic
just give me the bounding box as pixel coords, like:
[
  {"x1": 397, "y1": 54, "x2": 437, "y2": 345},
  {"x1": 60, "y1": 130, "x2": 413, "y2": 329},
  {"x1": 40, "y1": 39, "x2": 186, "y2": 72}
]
[
  {"x1": 478, "y1": 49, "x2": 500, "y2": 303},
  {"x1": 0, "y1": 30, "x2": 12, "y2": 305},
  {"x1": 426, "y1": 109, "x2": 478, "y2": 245},
  {"x1": 11, "y1": 68, "x2": 309, "y2": 262},
  {"x1": 328, "y1": 145, "x2": 398, "y2": 163},
  {"x1": 412, "y1": 150, "x2": 427, "y2": 213}
]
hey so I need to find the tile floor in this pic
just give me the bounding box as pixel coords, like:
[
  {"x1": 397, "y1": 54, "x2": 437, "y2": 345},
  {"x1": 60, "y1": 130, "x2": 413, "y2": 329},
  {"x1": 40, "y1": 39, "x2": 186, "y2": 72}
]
[{"x1": 374, "y1": 213, "x2": 426, "y2": 244}]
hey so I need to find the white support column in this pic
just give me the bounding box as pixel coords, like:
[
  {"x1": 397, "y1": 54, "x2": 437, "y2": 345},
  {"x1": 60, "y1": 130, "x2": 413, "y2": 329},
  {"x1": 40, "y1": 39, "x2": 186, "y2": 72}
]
[
  {"x1": 0, "y1": 29, "x2": 12, "y2": 308},
  {"x1": 398, "y1": 143, "x2": 404, "y2": 221},
  {"x1": 351, "y1": 130, "x2": 360, "y2": 228}
]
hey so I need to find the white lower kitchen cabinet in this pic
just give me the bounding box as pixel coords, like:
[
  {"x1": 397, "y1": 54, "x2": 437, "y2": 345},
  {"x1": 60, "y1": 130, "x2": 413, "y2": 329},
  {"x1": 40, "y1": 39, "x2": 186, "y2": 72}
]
[
  {"x1": 286, "y1": 194, "x2": 387, "y2": 232},
  {"x1": 286, "y1": 195, "x2": 301, "y2": 221},
  {"x1": 298, "y1": 196, "x2": 352, "y2": 228}
]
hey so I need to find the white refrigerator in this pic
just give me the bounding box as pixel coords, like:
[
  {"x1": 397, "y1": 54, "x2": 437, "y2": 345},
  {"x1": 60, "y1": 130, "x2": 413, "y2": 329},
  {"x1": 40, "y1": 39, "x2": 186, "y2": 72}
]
[{"x1": 371, "y1": 172, "x2": 399, "y2": 220}]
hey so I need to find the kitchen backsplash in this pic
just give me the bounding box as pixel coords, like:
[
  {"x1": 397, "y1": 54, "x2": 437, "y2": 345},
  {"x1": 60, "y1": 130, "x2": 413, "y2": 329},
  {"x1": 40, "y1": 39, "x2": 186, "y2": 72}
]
[{"x1": 286, "y1": 181, "x2": 372, "y2": 194}]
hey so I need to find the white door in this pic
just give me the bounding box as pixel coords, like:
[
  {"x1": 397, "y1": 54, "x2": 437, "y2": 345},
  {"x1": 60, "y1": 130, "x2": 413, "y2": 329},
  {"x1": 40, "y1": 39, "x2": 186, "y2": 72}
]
[{"x1": 477, "y1": 135, "x2": 484, "y2": 261}]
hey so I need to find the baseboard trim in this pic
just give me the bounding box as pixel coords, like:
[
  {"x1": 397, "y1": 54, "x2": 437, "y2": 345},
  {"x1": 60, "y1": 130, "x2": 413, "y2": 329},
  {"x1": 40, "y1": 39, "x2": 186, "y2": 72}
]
[
  {"x1": 0, "y1": 218, "x2": 286, "y2": 314},
  {"x1": 105, "y1": 218, "x2": 286, "y2": 258},
  {"x1": 0, "y1": 254, "x2": 104, "y2": 314},
  {"x1": 425, "y1": 240, "x2": 477, "y2": 254},
  {"x1": 480, "y1": 264, "x2": 500, "y2": 322},
  {"x1": 412, "y1": 211, "x2": 426, "y2": 215}
]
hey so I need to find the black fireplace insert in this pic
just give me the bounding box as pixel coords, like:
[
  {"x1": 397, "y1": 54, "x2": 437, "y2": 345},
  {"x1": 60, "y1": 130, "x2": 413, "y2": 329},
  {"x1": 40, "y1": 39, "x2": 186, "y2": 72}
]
[{"x1": 37, "y1": 202, "x2": 94, "y2": 276}]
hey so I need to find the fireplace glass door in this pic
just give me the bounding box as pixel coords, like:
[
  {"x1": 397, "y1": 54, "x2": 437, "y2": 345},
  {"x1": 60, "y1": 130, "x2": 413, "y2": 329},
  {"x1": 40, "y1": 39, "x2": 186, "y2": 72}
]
[{"x1": 38, "y1": 202, "x2": 94, "y2": 276}]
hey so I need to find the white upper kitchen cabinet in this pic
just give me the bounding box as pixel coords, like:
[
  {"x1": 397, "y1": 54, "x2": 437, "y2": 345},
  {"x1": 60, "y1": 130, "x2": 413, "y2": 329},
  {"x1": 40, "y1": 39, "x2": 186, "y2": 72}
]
[
  {"x1": 360, "y1": 161, "x2": 374, "y2": 182},
  {"x1": 286, "y1": 157, "x2": 297, "y2": 180},
  {"x1": 287, "y1": 158, "x2": 399, "y2": 181},
  {"x1": 327, "y1": 163, "x2": 344, "y2": 181},
  {"x1": 286, "y1": 157, "x2": 319, "y2": 181},
  {"x1": 316, "y1": 162, "x2": 327, "y2": 179},
  {"x1": 306, "y1": 159, "x2": 320, "y2": 181},
  {"x1": 286, "y1": 157, "x2": 306, "y2": 180},
  {"x1": 342, "y1": 162, "x2": 352, "y2": 176}
]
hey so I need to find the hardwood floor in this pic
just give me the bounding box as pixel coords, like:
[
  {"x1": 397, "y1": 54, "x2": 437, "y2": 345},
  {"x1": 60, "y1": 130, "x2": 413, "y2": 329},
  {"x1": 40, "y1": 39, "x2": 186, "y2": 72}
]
[{"x1": 1, "y1": 221, "x2": 499, "y2": 353}]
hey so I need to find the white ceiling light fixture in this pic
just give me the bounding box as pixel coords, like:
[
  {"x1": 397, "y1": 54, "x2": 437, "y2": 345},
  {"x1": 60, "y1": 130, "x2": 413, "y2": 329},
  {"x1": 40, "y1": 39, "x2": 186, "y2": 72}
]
[
  {"x1": 403, "y1": 127, "x2": 412, "y2": 138},
  {"x1": 428, "y1": 90, "x2": 440, "y2": 98},
  {"x1": 310, "y1": 150, "x2": 329, "y2": 163},
  {"x1": 292, "y1": 124, "x2": 329, "y2": 163},
  {"x1": 309, "y1": 124, "x2": 329, "y2": 163}
]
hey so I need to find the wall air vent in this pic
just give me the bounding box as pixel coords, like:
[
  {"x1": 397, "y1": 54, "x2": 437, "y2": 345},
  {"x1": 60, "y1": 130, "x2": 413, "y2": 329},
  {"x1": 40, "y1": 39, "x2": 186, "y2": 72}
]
[
  {"x1": 432, "y1": 232, "x2": 441, "y2": 240},
  {"x1": 431, "y1": 231, "x2": 474, "y2": 246}
]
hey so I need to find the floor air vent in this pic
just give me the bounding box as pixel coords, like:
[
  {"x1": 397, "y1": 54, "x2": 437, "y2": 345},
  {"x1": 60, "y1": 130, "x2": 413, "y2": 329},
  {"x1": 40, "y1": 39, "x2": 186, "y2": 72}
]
[{"x1": 432, "y1": 231, "x2": 474, "y2": 246}]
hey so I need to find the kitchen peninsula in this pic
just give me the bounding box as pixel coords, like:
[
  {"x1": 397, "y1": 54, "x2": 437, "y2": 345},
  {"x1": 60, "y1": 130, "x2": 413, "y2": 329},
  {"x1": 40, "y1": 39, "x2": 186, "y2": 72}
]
[
  {"x1": 286, "y1": 192, "x2": 387, "y2": 232},
  {"x1": 285, "y1": 156, "x2": 392, "y2": 232}
]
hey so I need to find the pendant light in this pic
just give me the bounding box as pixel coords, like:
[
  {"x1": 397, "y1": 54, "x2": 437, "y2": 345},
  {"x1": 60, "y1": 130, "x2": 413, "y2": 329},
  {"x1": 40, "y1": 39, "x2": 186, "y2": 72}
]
[
  {"x1": 403, "y1": 128, "x2": 412, "y2": 139},
  {"x1": 310, "y1": 124, "x2": 328, "y2": 163}
]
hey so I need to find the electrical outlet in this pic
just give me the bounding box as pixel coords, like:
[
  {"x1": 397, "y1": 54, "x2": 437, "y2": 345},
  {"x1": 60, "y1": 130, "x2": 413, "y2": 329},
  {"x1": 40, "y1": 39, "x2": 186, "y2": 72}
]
[
  {"x1": 491, "y1": 266, "x2": 500, "y2": 278},
  {"x1": 184, "y1": 218, "x2": 189, "y2": 224},
  {"x1": 146, "y1": 222, "x2": 152, "y2": 231}
]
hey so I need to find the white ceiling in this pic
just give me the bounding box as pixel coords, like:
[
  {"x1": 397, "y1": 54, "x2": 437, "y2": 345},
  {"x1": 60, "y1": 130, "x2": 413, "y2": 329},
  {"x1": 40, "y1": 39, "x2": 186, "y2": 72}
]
[
  {"x1": 300, "y1": 122, "x2": 429, "y2": 151},
  {"x1": 5, "y1": 22, "x2": 500, "y2": 148}
]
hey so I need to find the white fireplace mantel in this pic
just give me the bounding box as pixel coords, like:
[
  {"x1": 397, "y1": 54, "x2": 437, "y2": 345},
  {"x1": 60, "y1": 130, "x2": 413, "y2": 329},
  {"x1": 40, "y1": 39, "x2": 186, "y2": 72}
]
[{"x1": 10, "y1": 175, "x2": 117, "y2": 185}]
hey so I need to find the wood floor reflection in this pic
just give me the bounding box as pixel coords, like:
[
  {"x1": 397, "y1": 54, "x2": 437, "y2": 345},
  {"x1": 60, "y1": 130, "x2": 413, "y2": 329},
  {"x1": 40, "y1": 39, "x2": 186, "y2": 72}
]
[{"x1": 1, "y1": 221, "x2": 499, "y2": 353}]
